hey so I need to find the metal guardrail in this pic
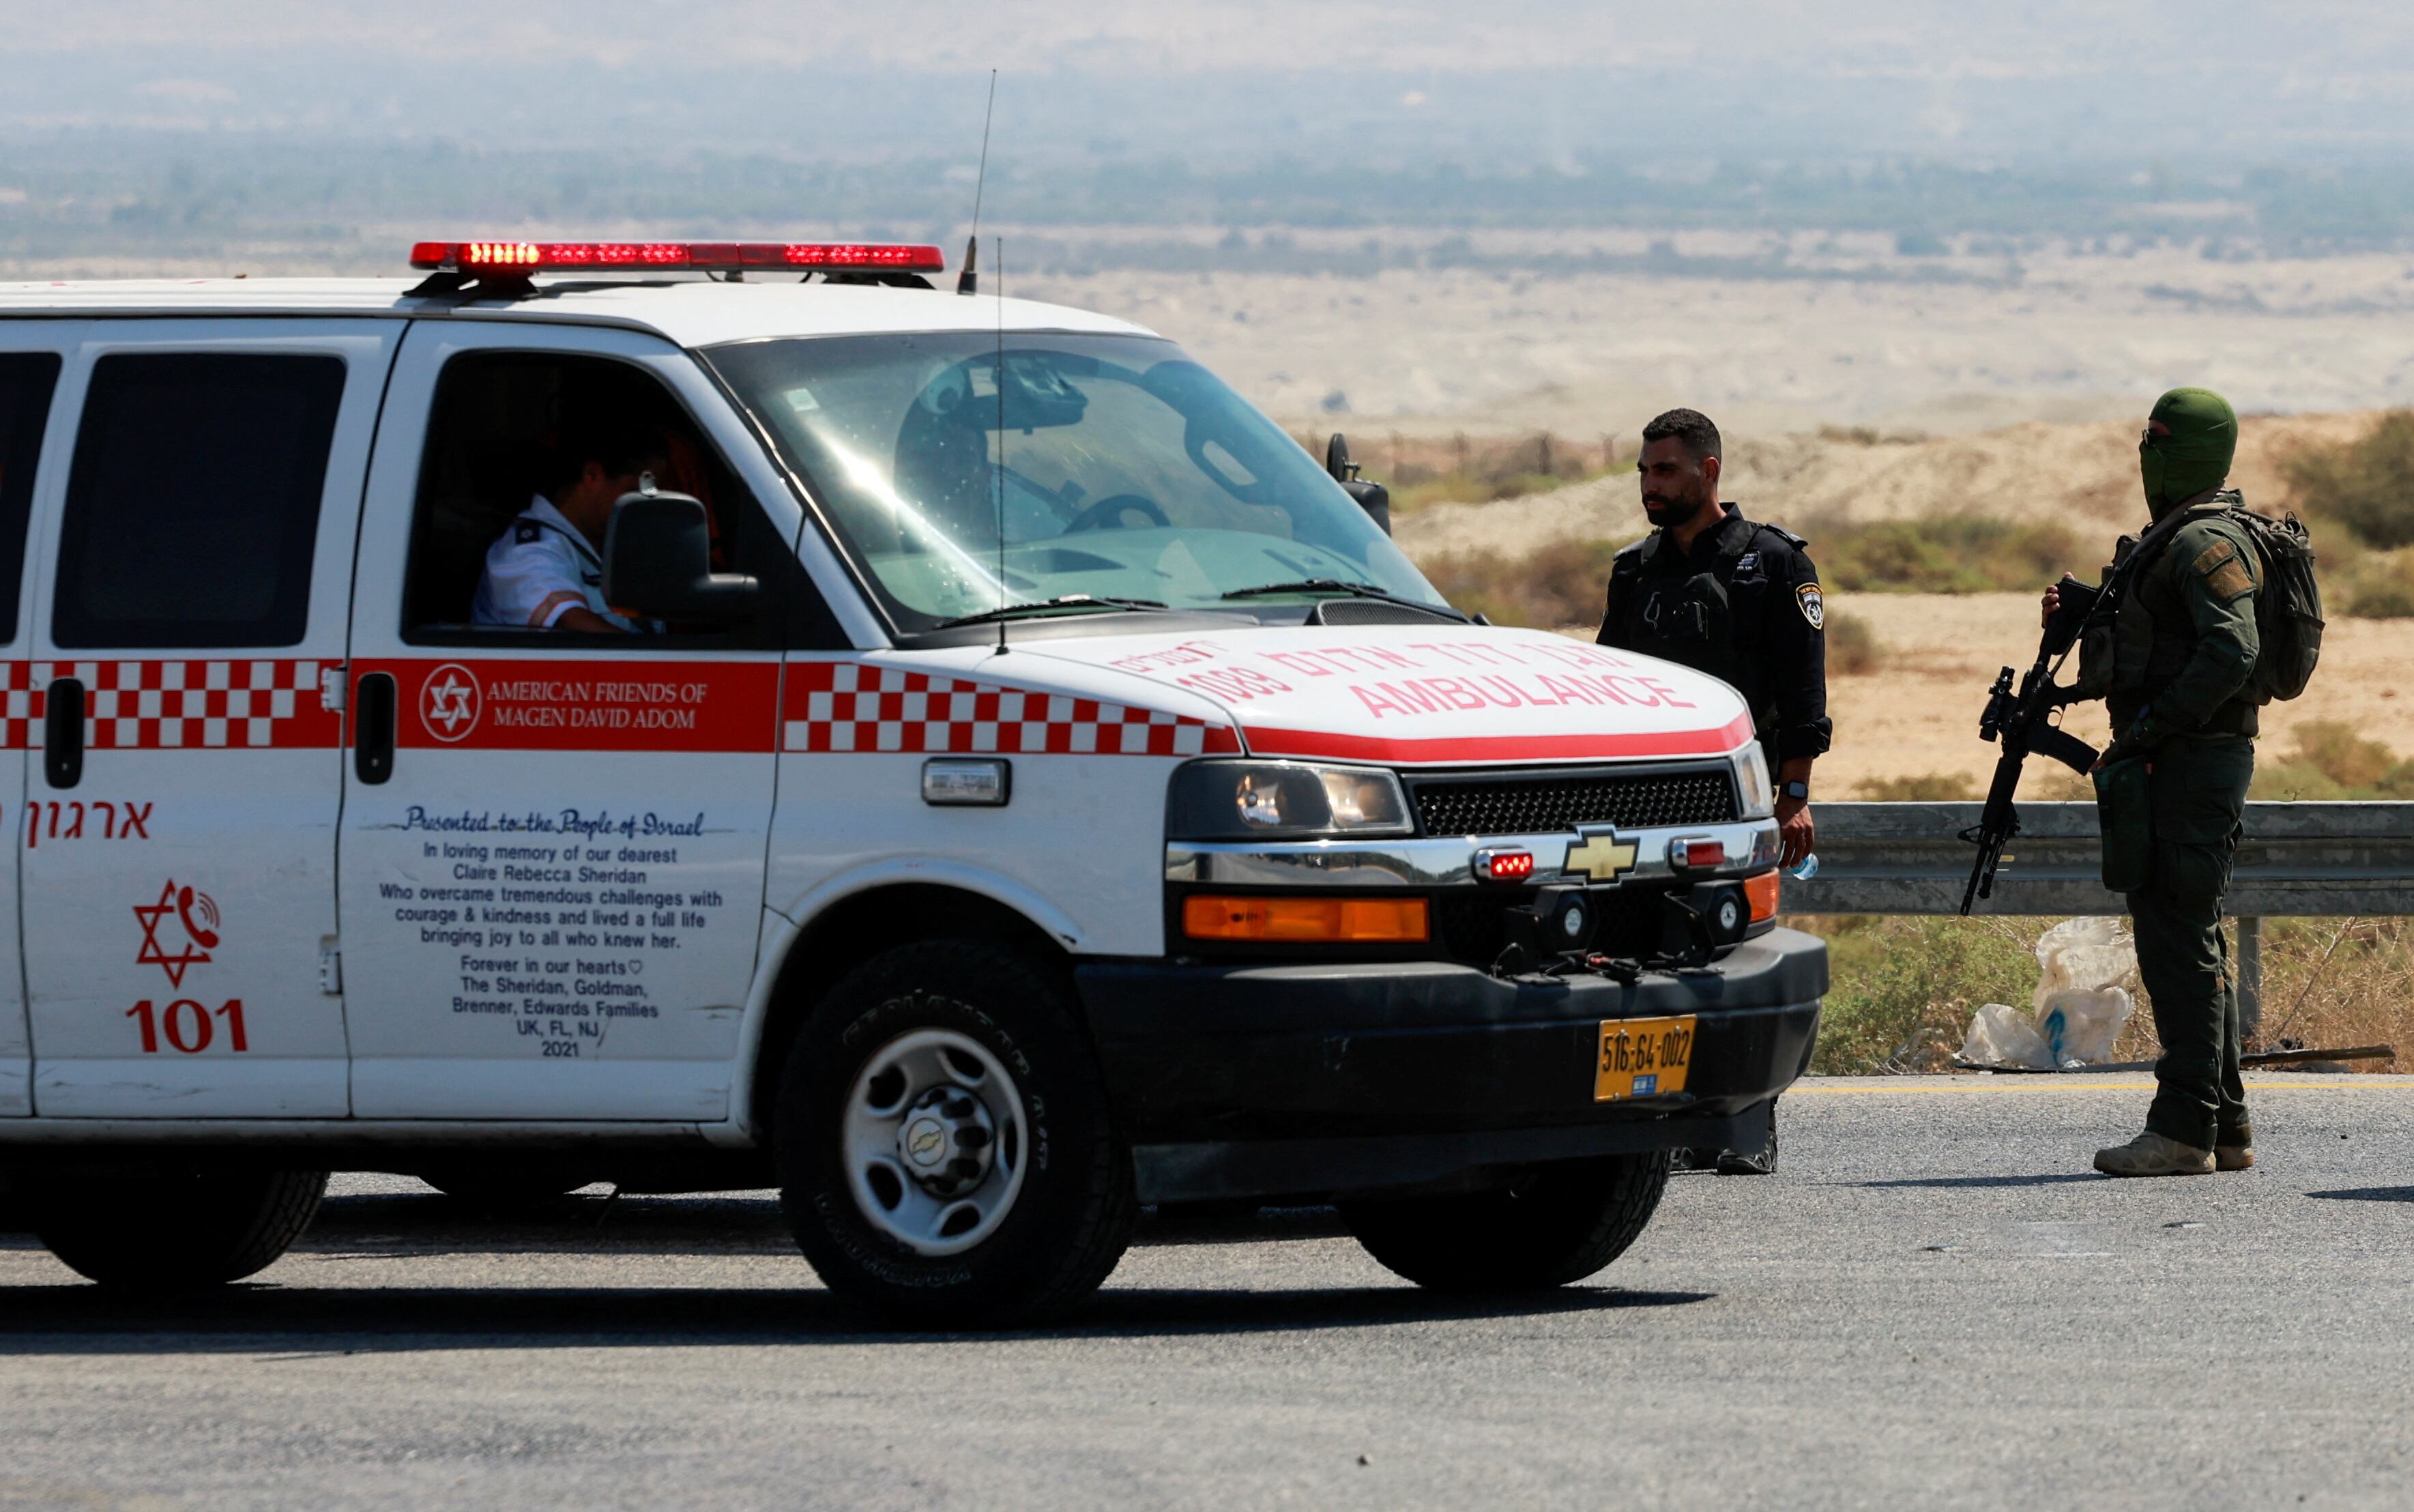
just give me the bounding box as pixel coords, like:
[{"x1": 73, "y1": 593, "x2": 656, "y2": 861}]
[{"x1": 1786, "y1": 802, "x2": 2414, "y2": 1036}]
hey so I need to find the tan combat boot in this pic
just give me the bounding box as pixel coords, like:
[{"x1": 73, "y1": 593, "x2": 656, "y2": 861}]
[
  {"x1": 2216, "y1": 1122, "x2": 2254, "y2": 1171},
  {"x1": 2093, "y1": 1131, "x2": 2215, "y2": 1177}
]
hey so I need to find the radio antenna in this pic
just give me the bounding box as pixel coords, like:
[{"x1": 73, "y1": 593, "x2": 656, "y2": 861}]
[
  {"x1": 959, "y1": 70, "x2": 997, "y2": 297},
  {"x1": 994, "y1": 233, "x2": 1008, "y2": 654}
]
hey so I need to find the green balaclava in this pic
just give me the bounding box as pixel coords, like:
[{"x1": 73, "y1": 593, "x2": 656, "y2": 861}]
[{"x1": 2139, "y1": 386, "x2": 2237, "y2": 518}]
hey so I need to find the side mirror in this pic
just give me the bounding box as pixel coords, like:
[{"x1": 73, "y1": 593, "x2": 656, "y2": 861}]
[
  {"x1": 1324, "y1": 432, "x2": 1393, "y2": 537},
  {"x1": 602, "y1": 491, "x2": 761, "y2": 622}
]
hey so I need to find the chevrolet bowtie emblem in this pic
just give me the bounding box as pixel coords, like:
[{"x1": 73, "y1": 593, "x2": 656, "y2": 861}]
[{"x1": 1563, "y1": 831, "x2": 1640, "y2": 884}]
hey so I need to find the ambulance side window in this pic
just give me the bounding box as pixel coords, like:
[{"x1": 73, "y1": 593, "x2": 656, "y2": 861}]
[
  {"x1": 54, "y1": 352, "x2": 345, "y2": 648},
  {"x1": 402, "y1": 350, "x2": 839, "y2": 650},
  {"x1": 0, "y1": 352, "x2": 63, "y2": 645}
]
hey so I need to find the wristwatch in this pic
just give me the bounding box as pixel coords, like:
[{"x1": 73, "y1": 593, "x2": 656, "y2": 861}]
[{"x1": 1781, "y1": 780, "x2": 1811, "y2": 801}]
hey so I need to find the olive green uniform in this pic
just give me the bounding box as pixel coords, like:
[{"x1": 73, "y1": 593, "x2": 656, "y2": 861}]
[{"x1": 2099, "y1": 491, "x2": 2261, "y2": 1152}]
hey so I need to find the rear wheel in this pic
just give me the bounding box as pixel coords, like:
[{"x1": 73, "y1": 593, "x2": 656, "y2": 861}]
[
  {"x1": 1339, "y1": 1152, "x2": 1672, "y2": 1292},
  {"x1": 29, "y1": 1169, "x2": 328, "y2": 1294},
  {"x1": 777, "y1": 940, "x2": 1135, "y2": 1328}
]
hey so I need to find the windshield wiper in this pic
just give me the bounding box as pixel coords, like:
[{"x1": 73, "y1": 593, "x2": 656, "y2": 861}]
[
  {"x1": 1220, "y1": 579, "x2": 1467, "y2": 620},
  {"x1": 931, "y1": 594, "x2": 1172, "y2": 631}
]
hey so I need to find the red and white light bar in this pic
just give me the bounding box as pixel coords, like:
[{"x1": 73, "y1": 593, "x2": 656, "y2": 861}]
[{"x1": 409, "y1": 240, "x2": 947, "y2": 275}]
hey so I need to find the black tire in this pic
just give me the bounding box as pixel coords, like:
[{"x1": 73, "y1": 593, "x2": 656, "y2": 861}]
[
  {"x1": 418, "y1": 1167, "x2": 593, "y2": 1208},
  {"x1": 776, "y1": 940, "x2": 1136, "y2": 1328},
  {"x1": 1339, "y1": 1152, "x2": 1672, "y2": 1292},
  {"x1": 29, "y1": 1169, "x2": 328, "y2": 1294}
]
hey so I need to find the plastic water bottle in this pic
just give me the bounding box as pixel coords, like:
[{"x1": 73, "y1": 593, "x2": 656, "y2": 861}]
[{"x1": 1787, "y1": 852, "x2": 1820, "y2": 882}]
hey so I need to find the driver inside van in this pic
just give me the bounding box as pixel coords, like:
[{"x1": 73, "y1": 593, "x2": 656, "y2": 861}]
[{"x1": 471, "y1": 409, "x2": 670, "y2": 633}]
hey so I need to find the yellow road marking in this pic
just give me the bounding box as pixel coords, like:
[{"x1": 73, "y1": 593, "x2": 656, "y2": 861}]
[{"x1": 1794, "y1": 1078, "x2": 2414, "y2": 1095}]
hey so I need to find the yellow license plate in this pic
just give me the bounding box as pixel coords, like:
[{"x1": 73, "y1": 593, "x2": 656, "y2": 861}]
[{"x1": 1595, "y1": 1015, "x2": 1696, "y2": 1102}]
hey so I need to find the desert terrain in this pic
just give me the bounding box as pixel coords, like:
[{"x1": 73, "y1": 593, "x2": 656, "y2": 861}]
[{"x1": 1035, "y1": 233, "x2": 2414, "y2": 798}]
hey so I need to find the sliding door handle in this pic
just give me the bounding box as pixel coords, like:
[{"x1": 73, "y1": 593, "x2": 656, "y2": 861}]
[
  {"x1": 354, "y1": 671, "x2": 396, "y2": 785},
  {"x1": 42, "y1": 676, "x2": 83, "y2": 789}
]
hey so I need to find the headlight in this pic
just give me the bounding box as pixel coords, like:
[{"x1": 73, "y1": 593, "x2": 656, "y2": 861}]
[
  {"x1": 1731, "y1": 742, "x2": 1775, "y2": 821},
  {"x1": 1167, "y1": 760, "x2": 1414, "y2": 840}
]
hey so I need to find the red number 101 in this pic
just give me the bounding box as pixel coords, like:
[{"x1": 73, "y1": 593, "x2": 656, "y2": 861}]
[{"x1": 126, "y1": 999, "x2": 248, "y2": 1054}]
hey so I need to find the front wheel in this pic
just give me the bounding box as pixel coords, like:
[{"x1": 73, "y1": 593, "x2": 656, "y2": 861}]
[
  {"x1": 29, "y1": 1169, "x2": 328, "y2": 1294},
  {"x1": 776, "y1": 941, "x2": 1136, "y2": 1327},
  {"x1": 1339, "y1": 1152, "x2": 1672, "y2": 1292}
]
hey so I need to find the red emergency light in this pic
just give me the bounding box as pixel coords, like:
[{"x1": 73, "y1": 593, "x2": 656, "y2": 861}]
[
  {"x1": 407, "y1": 240, "x2": 948, "y2": 275},
  {"x1": 1472, "y1": 847, "x2": 1536, "y2": 883}
]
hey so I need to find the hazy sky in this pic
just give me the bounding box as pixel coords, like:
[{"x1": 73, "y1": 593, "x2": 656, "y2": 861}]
[
  {"x1": 11, "y1": 1, "x2": 2414, "y2": 75},
  {"x1": 9, "y1": 1, "x2": 2414, "y2": 164}
]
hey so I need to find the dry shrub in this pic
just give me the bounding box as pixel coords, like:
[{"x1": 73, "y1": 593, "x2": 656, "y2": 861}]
[
  {"x1": 1801, "y1": 912, "x2": 2409, "y2": 1077},
  {"x1": 1817, "y1": 516, "x2": 2084, "y2": 594},
  {"x1": 2340, "y1": 546, "x2": 2414, "y2": 618},
  {"x1": 2248, "y1": 919, "x2": 2413, "y2": 1068},
  {"x1": 1802, "y1": 914, "x2": 2046, "y2": 1073},
  {"x1": 1826, "y1": 611, "x2": 1882, "y2": 673},
  {"x1": 1300, "y1": 430, "x2": 1627, "y2": 516},
  {"x1": 2250, "y1": 720, "x2": 2414, "y2": 800},
  {"x1": 1853, "y1": 771, "x2": 1981, "y2": 800},
  {"x1": 2284, "y1": 410, "x2": 2414, "y2": 549},
  {"x1": 1419, "y1": 538, "x2": 1625, "y2": 630}
]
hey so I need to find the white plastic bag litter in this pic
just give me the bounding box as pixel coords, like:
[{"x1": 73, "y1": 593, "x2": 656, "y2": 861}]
[
  {"x1": 1962, "y1": 1002, "x2": 2054, "y2": 1069},
  {"x1": 1960, "y1": 918, "x2": 2138, "y2": 1068},
  {"x1": 2031, "y1": 918, "x2": 2136, "y2": 1065}
]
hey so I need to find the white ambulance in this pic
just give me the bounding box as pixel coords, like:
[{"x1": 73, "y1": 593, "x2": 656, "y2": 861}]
[{"x1": 0, "y1": 240, "x2": 1823, "y2": 1324}]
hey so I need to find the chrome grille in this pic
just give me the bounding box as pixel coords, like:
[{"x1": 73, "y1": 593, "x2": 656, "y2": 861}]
[{"x1": 1411, "y1": 768, "x2": 1737, "y2": 837}]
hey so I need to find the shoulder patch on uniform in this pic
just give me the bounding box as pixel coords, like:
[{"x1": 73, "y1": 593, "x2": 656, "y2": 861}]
[
  {"x1": 2206, "y1": 557, "x2": 2254, "y2": 601},
  {"x1": 516, "y1": 521, "x2": 543, "y2": 544},
  {"x1": 2189, "y1": 538, "x2": 2237, "y2": 575},
  {"x1": 1795, "y1": 581, "x2": 1824, "y2": 629}
]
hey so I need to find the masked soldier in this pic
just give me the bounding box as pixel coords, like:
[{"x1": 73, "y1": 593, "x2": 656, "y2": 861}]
[
  {"x1": 2048, "y1": 388, "x2": 2263, "y2": 1177},
  {"x1": 1600, "y1": 407, "x2": 1830, "y2": 1175}
]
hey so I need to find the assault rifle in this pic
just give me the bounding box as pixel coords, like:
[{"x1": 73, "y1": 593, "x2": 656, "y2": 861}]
[
  {"x1": 1960, "y1": 575, "x2": 2102, "y2": 914},
  {"x1": 1961, "y1": 504, "x2": 2213, "y2": 912}
]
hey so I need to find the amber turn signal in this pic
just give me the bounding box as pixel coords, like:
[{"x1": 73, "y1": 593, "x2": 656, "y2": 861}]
[
  {"x1": 1745, "y1": 869, "x2": 1780, "y2": 923},
  {"x1": 1182, "y1": 895, "x2": 1429, "y2": 944}
]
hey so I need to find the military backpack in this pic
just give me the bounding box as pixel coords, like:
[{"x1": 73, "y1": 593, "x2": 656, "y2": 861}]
[
  {"x1": 2076, "y1": 499, "x2": 2323, "y2": 705},
  {"x1": 2226, "y1": 506, "x2": 2323, "y2": 703}
]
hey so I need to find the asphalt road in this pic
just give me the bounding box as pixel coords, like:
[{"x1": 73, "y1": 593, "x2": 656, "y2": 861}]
[{"x1": 2, "y1": 1075, "x2": 2411, "y2": 1511}]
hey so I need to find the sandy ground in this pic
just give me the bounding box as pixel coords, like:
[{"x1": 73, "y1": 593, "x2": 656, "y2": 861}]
[
  {"x1": 1818, "y1": 592, "x2": 2413, "y2": 796},
  {"x1": 1008, "y1": 231, "x2": 2414, "y2": 433}
]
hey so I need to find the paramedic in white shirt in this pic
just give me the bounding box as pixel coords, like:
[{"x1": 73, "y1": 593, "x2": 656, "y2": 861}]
[{"x1": 471, "y1": 424, "x2": 669, "y2": 633}]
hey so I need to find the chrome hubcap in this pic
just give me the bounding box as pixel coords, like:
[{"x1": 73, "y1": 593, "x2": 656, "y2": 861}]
[{"x1": 842, "y1": 1028, "x2": 1028, "y2": 1256}]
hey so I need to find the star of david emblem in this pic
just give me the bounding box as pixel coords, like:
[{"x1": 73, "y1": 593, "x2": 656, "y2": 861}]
[
  {"x1": 134, "y1": 880, "x2": 218, "y2": 988},
  {"x1": 423, "y1": 662, "x2": 481, "y2": 743},
  {"x1": 1563, "y1": 829, "x2": 1640, "y2": 884}
]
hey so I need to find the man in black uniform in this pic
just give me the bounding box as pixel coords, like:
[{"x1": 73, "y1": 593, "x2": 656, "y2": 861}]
[{"x1": 1598, "y1": 408, "x2": 1830, "y2": 1174}]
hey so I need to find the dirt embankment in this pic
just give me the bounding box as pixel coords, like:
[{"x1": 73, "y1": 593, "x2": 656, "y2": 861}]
[
  {"x1": 1390, "y1": 410, "x2": 2414, "y2": 796},
  {"x1": 1396, "y1": 410, "x2": 2375, "y2": 561}
]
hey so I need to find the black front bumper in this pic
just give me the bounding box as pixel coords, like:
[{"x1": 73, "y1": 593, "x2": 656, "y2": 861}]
[{"x1": 1077, "y1": 926, "x2": 1827, "y2": 1202}]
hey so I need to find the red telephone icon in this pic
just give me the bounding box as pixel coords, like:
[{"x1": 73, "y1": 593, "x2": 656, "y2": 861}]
[{"x1": 175, "y1": 885, "x2": 220, "y2": 950}]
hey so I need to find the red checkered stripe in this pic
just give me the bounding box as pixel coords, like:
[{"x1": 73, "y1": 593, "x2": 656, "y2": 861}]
[
  {"x1": 0, "y1": 660, "x2": 340, "y2": 750},
  {"x1": 783, "y1": 660, "x2": 1238, "y2": 757}
]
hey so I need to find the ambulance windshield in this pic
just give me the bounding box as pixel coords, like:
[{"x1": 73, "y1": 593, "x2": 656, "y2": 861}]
[{"x1": 706, "y1": 334, "x2": 1448, "y2": 633}]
